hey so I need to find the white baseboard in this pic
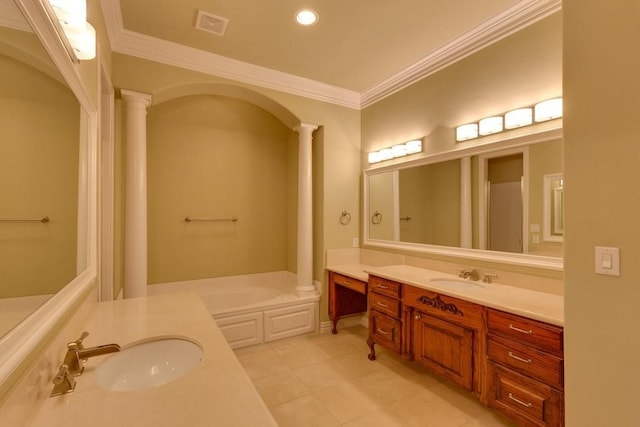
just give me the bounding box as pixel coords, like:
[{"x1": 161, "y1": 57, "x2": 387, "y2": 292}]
[{"x1": 319, "y1": 313, "x2": 368, "y2": 334}]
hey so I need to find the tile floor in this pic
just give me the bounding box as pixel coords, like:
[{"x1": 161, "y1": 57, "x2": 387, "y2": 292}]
[{"x1": 234, "y1": 325, "x2": 516, "y2": 427}]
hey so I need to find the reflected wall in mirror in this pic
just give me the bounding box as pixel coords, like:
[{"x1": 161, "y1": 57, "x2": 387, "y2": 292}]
[
  {"x1": 0, "y1": 10, "x2": 81, "y2": 336},
  {"x1": 365, "y1": 132, "x2": 563, "y2": 268},
  {"x1": 543, "y1": 173, "x2": 563, "y2": 242}
]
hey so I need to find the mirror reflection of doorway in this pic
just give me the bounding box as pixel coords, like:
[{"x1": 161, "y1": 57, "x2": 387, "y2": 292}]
[{"x1": 486, "y1": 154, "x2": 524, "y2": 253}]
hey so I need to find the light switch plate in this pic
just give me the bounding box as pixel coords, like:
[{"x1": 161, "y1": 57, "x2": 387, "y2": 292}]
[{"x1": 595, "y1": 246, "x2": 620, "y2": 276}]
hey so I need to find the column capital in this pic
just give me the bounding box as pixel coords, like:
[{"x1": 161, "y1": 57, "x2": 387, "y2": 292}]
[
  {"x1": 121, "y1": 89, "x2": 152, "y2": 107},
  {"x1": 294, "y1": 122, "x2": 318, "y2": 134}
]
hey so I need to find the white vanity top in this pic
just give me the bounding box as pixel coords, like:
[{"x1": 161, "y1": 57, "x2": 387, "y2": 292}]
[
  {"x1": 12, "y1": 293, "x2": 277, "y2": 426},
  {"x1": 328, "y1": 264, "x2": 564, "y2": 326}
]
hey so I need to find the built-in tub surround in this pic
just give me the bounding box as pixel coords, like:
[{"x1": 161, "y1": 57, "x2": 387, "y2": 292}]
[
  {"x1": 0, "y1": 293, "x2": 277, "y2": 426},
  {"x1": 149, "y1": 271, "x2": 320, "y2": 348}
]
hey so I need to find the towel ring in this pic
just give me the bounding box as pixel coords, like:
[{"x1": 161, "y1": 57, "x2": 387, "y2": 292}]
[
  {"x1": 371, "y1": 210, "x2": 382, "y2": 225},
  {"x1": 340, "y1": 210, "x2": 351, "y2": 225}
]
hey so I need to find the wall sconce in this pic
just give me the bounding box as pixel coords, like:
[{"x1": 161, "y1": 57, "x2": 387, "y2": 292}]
[
  {"x1": 456, "y1": 97, "x2": 562, "y2": 143},
  {"x1": 504, "y1": 107, "x2": 533, "y2": 129},
  {"x1": 48, "y1": 0, "x2": 96, "y2": 60},
  {"x1": 368, "y1": 139, "x2": 422, "y2": 164},
  {"x1": 534, "y1": 98, "x2": 563, "y2": 122},
  {"x1": 478, "y1": 116, "x2": 504, "y2": 136}
]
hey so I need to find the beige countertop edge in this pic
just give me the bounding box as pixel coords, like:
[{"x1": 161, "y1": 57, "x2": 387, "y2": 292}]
[
  {"x1": 328, "y1": 264, "x2": 564, "y2": 327},
  {"x1": 27, "y1": 293, "x2": 277, "y2": 427}
]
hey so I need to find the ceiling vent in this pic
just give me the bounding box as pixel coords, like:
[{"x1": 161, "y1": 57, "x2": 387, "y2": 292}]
[{"x1": 195, "y1": 10, "x2": 230, "y2": 37}]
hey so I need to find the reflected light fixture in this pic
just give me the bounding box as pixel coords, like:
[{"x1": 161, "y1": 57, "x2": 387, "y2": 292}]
[
  {"x1": 504, "y1": 107, "x2": 533, "y2": 129},
  {"x1": 478, "y1": 116, "x2": 503, "y2": 136},
  {"x1": 368, "y1": 139, "x2": 422, "y2": 164},
  {"x1": 48, "y1": 0, "x2": 96, "y2": 60},
  {"x1": 295, "y1": 9, "x2": 319, "y2": 26},
  {"x1": 534, "y1": 98, "x2": 563, "y2": 122},
  {"x1": 456, "y1": 123, "x2": 479, "y2": 142}
]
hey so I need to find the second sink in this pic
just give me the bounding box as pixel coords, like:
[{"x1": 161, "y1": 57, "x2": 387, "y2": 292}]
[{"x1": 94, "y1": 337, "x2": 202, "y2": 392}]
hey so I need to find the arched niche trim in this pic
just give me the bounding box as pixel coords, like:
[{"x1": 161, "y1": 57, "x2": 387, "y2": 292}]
[{"x1": 151, "y1": 82, "x2": 300, "y2": 130}]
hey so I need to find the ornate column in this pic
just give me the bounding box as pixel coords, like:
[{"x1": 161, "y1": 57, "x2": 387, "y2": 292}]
[
  {"x1": 294, "y1": 123, "x2": 318, "y2": 296},
  {"x1": 460, "y1": 156, "x2": 472, "y2": 248},
  {"x1": 121, "y1": 90, "x2": 152, "y2": 299}
]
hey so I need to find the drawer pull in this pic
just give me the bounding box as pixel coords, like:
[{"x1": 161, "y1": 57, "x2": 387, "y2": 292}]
[
  {"x1": 508, "y1": 393, "x2": 533, "y2": 408},
  {"x1": 509, "y1": 324, "x2": 533, "y2": 335},
  {"x1": 376, "y1": 301, "x2": 389, "y2": 308},
  {"x1": 508, "y1": 352, "x2": 533, "y2": 364},
  {"x1": 376, "y1": 284, "x2": 390, "y2": 290},
  {"x1": 343, "y1": 279, "x2": 351, "y2": 285},
  {"x1": 376, "y1": 328, "x2": 390, "y2": 336}
]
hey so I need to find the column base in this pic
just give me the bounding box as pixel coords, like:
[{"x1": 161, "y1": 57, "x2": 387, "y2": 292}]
[{"x1": 294, "y1": 284, "x2": 317, "y2": 297}]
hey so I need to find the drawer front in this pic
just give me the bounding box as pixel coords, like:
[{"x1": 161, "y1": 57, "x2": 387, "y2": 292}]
[
  {"x1": 369, "y1": 275, "x2": 402, "y2": 299},
  {"x1": 369, "y1": 292, "x2": 400, "y2": 318},
  {"x1": 488, "y1": 336, "x2": 564, "y2": 389},
  {"x1": 489, "y1": 363, "x2": 564, "y2": 427},
  {"x1": 488, "y1": 309, "x2": 563, "y2": 354},
  {"x1": 403, "y1": 285, "x2": 484, "y2": 330},
  {"x1": 330, "y1": 272, "x2": 367, "y2": 294},
  {"x1": 369, "y1": 311, "x2": 401, "y2": 353}
]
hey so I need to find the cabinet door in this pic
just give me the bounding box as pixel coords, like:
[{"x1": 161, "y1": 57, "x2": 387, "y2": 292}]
[{"x1": 413, "y1": 312, "x2": 473, "y2": 390}]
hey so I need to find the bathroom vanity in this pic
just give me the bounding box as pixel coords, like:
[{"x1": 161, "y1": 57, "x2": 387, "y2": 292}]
[{"x1": 362, "y1": 265, "x2": 564, "y2": 427}]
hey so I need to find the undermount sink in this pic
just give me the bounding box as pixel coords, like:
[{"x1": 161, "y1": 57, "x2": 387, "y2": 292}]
[
  {"x1": 430, "y1": 278, "x2": 486, "y2": 289},
  {"x1": 94, "y1": 337, "x2": 202, "y2": 392}
]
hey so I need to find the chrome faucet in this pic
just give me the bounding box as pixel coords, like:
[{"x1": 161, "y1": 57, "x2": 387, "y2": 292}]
[
  {"x1": 458, "y1": 269, "x2": 479, "y2": 281},
  {"x1": 61, "y1": 331, "x2": 121, "y2": 376}
]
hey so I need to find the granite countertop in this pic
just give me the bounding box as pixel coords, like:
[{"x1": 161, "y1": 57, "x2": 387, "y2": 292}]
[
  {"x1": 328, "y1": 264, "x2": 563, "y2": 326},
  {"x1": 23, "y1": 293, "x2": 277, "y2": 426}
]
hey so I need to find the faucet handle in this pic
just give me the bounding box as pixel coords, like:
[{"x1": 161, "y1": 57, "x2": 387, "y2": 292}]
[
  {"x1": 51, "y1": 364, "x2": 76, "y2": 397},
  {"x1": 483, "y1": 273, "x2": 498, "y2": 283},
  {"x1": 67, "y1": 331, "x2": 89, "y2": 350}
]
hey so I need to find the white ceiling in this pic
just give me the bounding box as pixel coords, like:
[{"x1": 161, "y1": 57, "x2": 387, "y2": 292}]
[{"x1": 44, "y1": 0, "x2": 562, "y2": 108}]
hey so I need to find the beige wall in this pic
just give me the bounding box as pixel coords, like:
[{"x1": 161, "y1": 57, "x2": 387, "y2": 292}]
[
  {"x1": 146, "y1": 95, "x2": 295, "y2": 283},
  {"x1": 564, "y1": 1, "x2": 640, "y2": 425},
  {"x1": 0, "y1": 53, "x2": 79, "y2": 297},
  {"x1": 362, "y1": 12, "x2": 562, "y2": 278}
]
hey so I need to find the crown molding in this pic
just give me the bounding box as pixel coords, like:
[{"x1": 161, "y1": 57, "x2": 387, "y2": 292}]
[
  {"x1": 360, "y1": 0, "x2": 562, "y2": 108},
  {"x1": 101, "y1": 0, "x2": 561, "y2": 110}
]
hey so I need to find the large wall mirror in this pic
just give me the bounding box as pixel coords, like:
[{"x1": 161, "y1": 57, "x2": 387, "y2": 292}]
[
  {"x1": 364, "y1": 127, "x2": 563, "y2": 270},
  {"x1": 0, "y1": 0, "x2": 97, "y2": 385}
]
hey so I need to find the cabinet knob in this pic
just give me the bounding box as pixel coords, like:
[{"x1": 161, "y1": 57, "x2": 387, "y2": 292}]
[{"x1": 414, "y1": 314, "x2": 421, "y2": 320}]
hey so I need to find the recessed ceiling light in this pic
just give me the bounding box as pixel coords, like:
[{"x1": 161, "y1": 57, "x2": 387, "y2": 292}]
[{"x1": 295, "y1": 9, "x2": 318, "y2": 26}]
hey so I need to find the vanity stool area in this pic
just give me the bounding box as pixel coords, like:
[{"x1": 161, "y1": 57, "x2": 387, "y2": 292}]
[{"x1": 328, "y1": 264, "x2": 564, "y2": 427}]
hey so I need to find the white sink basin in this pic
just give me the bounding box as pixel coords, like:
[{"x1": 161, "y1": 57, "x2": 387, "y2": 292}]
[
  {"x1": 94, "y1": 337, "x2": 202, "y2": 392},
  {"x1": 430, "y1": 278, "x2": 485, "y2": 289}
]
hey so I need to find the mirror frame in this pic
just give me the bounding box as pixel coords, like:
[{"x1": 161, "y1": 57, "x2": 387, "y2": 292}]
[
  {"x1": 363, "y1": 125, "x2": 563, "y2": 271},
  {"x1": 0, "y1": 0, "x2": 97, "y2": 386}
]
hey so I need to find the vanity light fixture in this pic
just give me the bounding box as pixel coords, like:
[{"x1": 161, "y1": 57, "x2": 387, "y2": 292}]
[
  {"x1": 456, "y1": 97, "x2": 562, "y2": 143},
  {"x1": 504, "y1": 107, "x2": 533, "y2": 129},
  {"x1": 534, "y1": 97, "x2": 563, "y2": 122},
  {"x1": 478, "y1": 116, "x2": 504, "y2": 136},
  {"x1": 456, "y1": 123, "x2": 479, "y2": 142},
  {"x1": 368, "y1": 139, "x2": 423, "y2": 164},
  {"x1": 48, "y1": 0, "x2": 96, "y2": 60},
  {"x1": 295, "y1": 9, "x2": 319, "y2": 26}
]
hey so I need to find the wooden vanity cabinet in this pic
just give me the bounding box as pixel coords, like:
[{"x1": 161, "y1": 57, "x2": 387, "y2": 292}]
[
  {"x1": 328, "y1": 271, "x2": 368, "y2": 334},
  {"x1": 367, "y1": 276, "x2": 403, "y2": 359},
  {"x1": 487, "y1": 309, "x2": 564, "y2": 427},
  {"x1": 403, "y1": 286, "x2": 485, "y2": 392}
]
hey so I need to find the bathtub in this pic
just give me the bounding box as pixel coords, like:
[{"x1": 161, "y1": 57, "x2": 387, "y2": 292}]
[{"x1": 148, "y1": 271, "x2": 320, "y2": 348}]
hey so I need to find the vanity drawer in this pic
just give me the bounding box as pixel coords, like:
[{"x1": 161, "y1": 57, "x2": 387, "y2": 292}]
[
  {"x1": 403, "y1": 286, "x2": 484, "y2": 329},
  {"x1": 489, "y1": 362, "x2": 564, "y2": 427},
  {"x1": 369, "y1": 311, "x2": 401, "y2": 353},
  {"x1": 488, "y1": 335, "x2": 564, "y2": 389},
  {"x1": 369, "y1": 275, "x2": 402, "y2": 299},
  {"x1": 330, "y1": 272, "x2": 367, "y2": 294},
  {"x1": 369, "y1": 292, "x2": 400, "y2": 318},
  {"x1": 488, "y1": 309, "x2": 563, "y2": 354}
]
